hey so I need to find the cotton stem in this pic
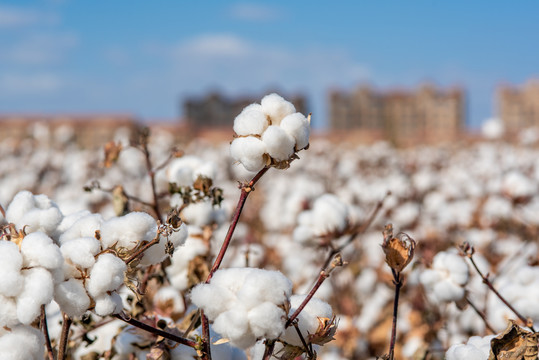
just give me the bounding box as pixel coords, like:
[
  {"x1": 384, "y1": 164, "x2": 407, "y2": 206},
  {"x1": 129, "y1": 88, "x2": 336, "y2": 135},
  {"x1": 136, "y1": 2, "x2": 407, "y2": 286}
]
[
  {"x1": 466, "y1": 297, "x2": 496, "y2": 334},
  {"x1": 40, "y1": 305, "x2": 54, "y2": 360},
  {"x1": 262, "y1": 339, "x2": 276, "y2": 360},
  {"x1": 57, "y1": 313, "x2": 72, "y2": 360},
  {"x1": 388, "y1": 269, "x2": 402, "y2": 360}
]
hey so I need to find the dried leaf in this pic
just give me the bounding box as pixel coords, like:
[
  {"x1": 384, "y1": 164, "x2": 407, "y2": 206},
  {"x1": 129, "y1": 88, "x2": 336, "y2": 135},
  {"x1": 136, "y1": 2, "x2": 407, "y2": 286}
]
[
  {"x1": 112, "y1": 185, "x2": 129, "y2": 216},
  {"x1": 488, "y1": 320, "x2": 539, "y2": 360},
  {"x1": 103, "y1": 141, "x2": 122, "y2": 168},
  {"x1": 193, "y1": 175, "x2": 213, "y2": 193},
  {"x1": 308, "y1": 316, "x2": 338, "y2": 345},
  {"x1": 187, "y1": 256, "x2": 210, "y2": 289},
  {"x1": 213, "y1": 338, "x2": 230, "y2": 345}
]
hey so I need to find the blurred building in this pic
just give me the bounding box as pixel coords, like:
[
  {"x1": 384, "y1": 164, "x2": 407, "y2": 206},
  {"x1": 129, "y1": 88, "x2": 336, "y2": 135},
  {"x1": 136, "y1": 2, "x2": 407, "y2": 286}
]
[
  {"x1": 0, "y1": 114, "x2": 140, "y2": 148},
  {"x1": 498, "y1": 80, "x2": 539, "y2": 134},
  {"x1": 329, "y1": 84, "x2": 465, "y2": 146},
  {"x1": 183, "y1": 92, "x2": 307, "y2": 130}
]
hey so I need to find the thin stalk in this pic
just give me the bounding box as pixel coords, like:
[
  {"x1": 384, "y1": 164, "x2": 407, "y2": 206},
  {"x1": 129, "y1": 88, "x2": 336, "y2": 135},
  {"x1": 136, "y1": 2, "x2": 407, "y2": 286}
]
[
  {"x1": 286, "y1": 270, "x2": 329, "y2": 327},
  {"x1": 113, "y1": 313, "x2": 197, "y2": 348},
  {"x1": 262, "y1": 339, "x2": 276, "y2": 360},
  {"x1": 40, "y1": 305, "x2": 54, "y2": 360},
  {"x1": 142, "y1": 142, "x2": 162, "y2": 220},
  {"x1": 466, "y1": 297, "x2": 495, "y2": 334},
  {"x1": 57, "y1": 313, "x2": 72, "y2": 360},
  {"x1": 125, "y1": 233, "x2": 161, "y2": 264},
  {"x1": 206, "y1": 166, "x2": 269, "y2": 282},
  {"x1": 388, "y1": 269, "x2": 402, "y2": 360},
  {"x1": 467, "y1": 253, "x2": 536, "y2": 332},
  {"x1": 200, "y1": 310, "x2": 212, "y2": 360},
  {"x1": 293, "y1": 322, "x2": 314, "y2": 358}
]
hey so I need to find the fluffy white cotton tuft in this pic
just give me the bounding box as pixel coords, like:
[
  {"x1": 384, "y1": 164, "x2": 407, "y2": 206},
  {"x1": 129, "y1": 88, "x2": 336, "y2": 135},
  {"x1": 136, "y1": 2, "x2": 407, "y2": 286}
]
[
  {"x1": 61, "y1": 236, "x2": 101, "y2": 269},
  {"x1": 94, "y1": 292, "x2": 123, "y2": 316},
  {"x1": 58, "y1": 213, "x2": 103, "y2": 245},
  {"x1": 87, "y1": 253, "x2": 127, "y2": 298},
  {"x1": 261, "y1": 125, "x2": 295, "y2": 161},
  {"x1": 0, "y1": 325, "x2": 45, "y2": 360},
  {"x1": 54, "y1": 278, "x2": 91, "y2": 317},
  {"x1": 261, "y1": 93, "x2": 296, "y2": 126},
  {"x1": 445, "y1": 335, "x2": 494, "y2": 360},
  {"x1": 0, "y1": 241, "x2": 24, "y2": 297},
  {"x1": 0, "y1": 295, "x2": 18, "y2": 328},
  {"x1": 233, "y1": 104, "x2": 269, "y2": 136},
  {"x1": 280, "y1": 112, "x2": 310, "y2": 150},
  {"x1": 6, "y1": 191, "x2": 63, "y2": 235},
  {"x1": 21, "y1": 232, "x2": 63, "y2": 270},
  {"x1": 420, "y1": 250, "x2": 469, "y2": 303},
  {"x1": 100, "y1": 212, "x2": 157, "y2": 250},
  {"x1": 17, "y1": 267, "x2": 54, "y2": 324},
  {"x1": 230, "y1": 137, "x2": 268, "y2": 173}
]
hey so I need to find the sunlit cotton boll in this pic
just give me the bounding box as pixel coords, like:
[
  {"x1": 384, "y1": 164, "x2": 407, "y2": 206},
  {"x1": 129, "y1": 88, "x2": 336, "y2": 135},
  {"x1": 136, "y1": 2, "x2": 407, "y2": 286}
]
[
  {"x1": 139, "y1": 222, "x2": 188, "y2": 266},
  {"x1": 17, "y1": 267, "x2": 54, "y2": 324},
  {"x1": 280, "y1": 112, "x2": 310, "y2": 150},
  {"x1": 61, "y1": 236, "x2": 101, "y2": 269},
  {"x1": 233, "y1": 104, "x2": 269, "y2": 136},
  {"x1": 445, "y1": 335, "x2": 494, "y2": 360},
  {"x1": 0, "y1": 325, "x2": 45, "y2": 360},
  {"x1": 86, "y1": 253, "x2": 127, "y2": 298},
  {"x1": 419, "y1": 251, "x2": 469, "y2": 303},
  {"x1": 54, "y1": 278, "x2": 91, "y2": 317},
  {"x1": 261, "y1": 125, "x2": 296, "y2": 161},
  {"x1": 0, "y1": 241, "x2": 24, "y2": 297},
  {"x1": 99, "y1": 211, "x2": 157, "y2": 250},
  {"x1": 57, "y1": 213, "x2": 103, "y2": 245},
  {"x1": 261, "y1": 93, "x2": 296, "y2": 126},
  {"x1": 20, "y1": 232, "x2": 63, "y2": 270},
  {"x1": 5, "y1": 190, "x2": 63, "y2": 236},
  {"x1": 230, "y1": 137, "x2": 268, "y2": 173}
]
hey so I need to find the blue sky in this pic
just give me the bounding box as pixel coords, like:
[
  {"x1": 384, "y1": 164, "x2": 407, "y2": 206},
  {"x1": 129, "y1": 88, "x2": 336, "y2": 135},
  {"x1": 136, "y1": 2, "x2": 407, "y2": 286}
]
[{"x1": 1, "y1": 1, "x2": 538, "y2": 129}]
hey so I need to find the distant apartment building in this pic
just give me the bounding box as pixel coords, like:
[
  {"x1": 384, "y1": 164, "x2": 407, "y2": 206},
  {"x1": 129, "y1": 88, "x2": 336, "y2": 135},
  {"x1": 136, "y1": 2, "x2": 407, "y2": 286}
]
[
  {"x1": 0, "y1": 114, "x2": 140, "y2": 148},
  {"x1": 329, "y1": 84, "x2": 465, "y2": 146},
  {"x1": 498, "y1": 80, "x2": 539, "y2": 134},
  {"x1": 184, "y1": 92, "x2": 307, "y2": 129}
]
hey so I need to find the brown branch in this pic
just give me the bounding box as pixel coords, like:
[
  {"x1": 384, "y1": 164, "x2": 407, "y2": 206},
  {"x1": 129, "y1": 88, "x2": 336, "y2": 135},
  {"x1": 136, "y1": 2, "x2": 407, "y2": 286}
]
[
  {"x1": 388, "y1": 269, "x2": 402, "y2": 360},
  {"x1": 141, "y1": 140, "x2": 163, "y2": 221},
  {"x1": 286, "y1": 271, "x2": 329, "y2": 328},
  {"x1": 466, "y1": 251, "x2": 536, "y2": 333},
  {"x1": 113, "y1": 313, "x2": 197, "y2": 348},
  {"x1": 262, "y1": 339, "x2": 276, "y2": 360},
  {"x1": 125, "y1": 232, "x2": 161, "y2": 265},
  {"x1": 293, "y1": 321, "x2": 314, "y2": 358},
  {"x1": 466, "y1": 296, "x2": 496, "y2": 334},
  {"x1": 57, "y1": 313, "x2": 72, "y2": 360},
  {"x1": 40, "y1": 305, "x2": 54, "y2": 360},
  {"x1": 0, "y1": 203, "x2": 5, "y2": 218},
  {"x1": 200, "y1": 310, "x2": 212, "y2": 360},
  {"x1": 206, "y1": 166, "x2": 269, "y2": 282}
]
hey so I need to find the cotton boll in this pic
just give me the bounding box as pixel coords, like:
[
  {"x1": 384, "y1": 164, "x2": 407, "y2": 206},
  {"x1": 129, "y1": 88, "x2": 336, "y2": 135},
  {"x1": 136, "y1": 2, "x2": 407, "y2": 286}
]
[
  {"x1": 61, "y1": 236, "x2": 101, "y2": 268},
  {"x1": 0, "y1": 325, "x2": 45, "y2": 360},
  {"x1": 139, "y1": 236, "x2": 167, "y2": 266},
  {"x1": 234, "y1": 104, "x2": 269, "y2": 136},
  {"x1": 213, "y1": 308, "x2": 256, "y2": 349},
  {"x1": 21, "y1": 232, "x2": 63, "y2": 270},
  {"x1": 261, "y1": 93, "x2": 295, "y2": 126},
  {"x1": 280, "y1": 112, "x2": 310, "y2": 150},
  {"x1": 262, "y1": 125, "x2": 295, "y2": 161},
  {"x1": 445, "y1": 335, "x2": 494, "y2": 360},
  {"x1": 181, "y1": 201, "x2": 217, "y2": 228},
  {"x1": 154, "y1": 286, "x2": 186, "y2": 315},
  {"x1": 247, "y1": 301, "x2": 286, "y2": 339},
  {"x1": 420, "y1": 251, "x2": 469, "y2": 303},
  {"x1": 6, "y1": 191, "x2": 63, "y2": 235},
  {"x1": 167, "y1": 156, "x2": 200, "y2": 186},
  {"x1": 190, "y1": 284, "x2": 236, "y2": 319},
  {"x1": 100, "y1": 212, "x2": 157, "y2": 250},
  {"x1": 87, "y1": 253, "x2": 127, "y2": 298},
  {"x1": 230, "y1": 137, "x2": 268, "y2": 173},
  {"x1": 54, "y1": 278, "x2": 90, "y2": 317},
  {"x1": 58, "y1": 213, "x2": 103, "y2": 244},
  {"x1": 167, "y1": 222, "x2": 188, "y2": 248},
  {"x1": 0, "y1": 241, "x2": 24, "y2": 297},
  {"x1": 282, "y1": 295, "x2": 333, "y2": 347},
  {"x1": 17, "y1": 267, "x2": 54, "y2": 324},
  {"x1": 236, "y1": 269, "x2": 292, "y2": 309},
  {"x1": 0, "y1": 295, "x2": 18, "y2": 328},
  {"x1": 94, "y1": 292, "x2": 123, "y2": 316}
]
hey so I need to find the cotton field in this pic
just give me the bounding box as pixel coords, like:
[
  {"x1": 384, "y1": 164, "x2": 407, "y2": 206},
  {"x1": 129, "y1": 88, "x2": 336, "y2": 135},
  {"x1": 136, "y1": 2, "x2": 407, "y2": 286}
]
[{"x1": 1, "y1": 95, "x2": 539, "y2": 359}]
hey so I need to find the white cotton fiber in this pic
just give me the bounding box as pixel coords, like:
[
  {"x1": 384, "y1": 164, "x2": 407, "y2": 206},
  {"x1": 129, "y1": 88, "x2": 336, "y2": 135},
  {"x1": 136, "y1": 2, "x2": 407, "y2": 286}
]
[
  {"x1": 168, "y1": 222, "x2": 188, "y2": 248},
  {"x1": 17, "y1": 267, "x2": 54, "y2": 324},
  {"x1": 54, "y1": 278, "x2": 90, "y2": 317},
  {"x1": 100, "y1": 212, "x2": 157, "y2": 250},
  {"x1": 445, "y1": 335, "x2": 494, "y2": 360},
  {"x1": 58, "y1": 213, "x2": 103, "y2": 244},
  {"x1": 0, "y1": 325, "x2": 45, "y2": 360},
  {"x1": 0, "y1": 295, "x2": 18, "y2": 328},
  {"x1": 261, "y1": 126, "x2": 295, "y2": 161},
  {"x1": 280, "y1": 112, "x2": 310, "y2": 150},
  {"x1": 21, "y1": 232, "x2": 63, "y2": 270},
  {"x1": 139, "y1": 237, "x2": 167, "y2": 266},
  {"x1": 94, "y1": 292, "x2": 123, "y2": 316},
  {"x1": 230, "y1": 137, "x2": 268, "y2": 172},
  {"x1": 236, "y1": 269, "x2": 292, "y2": 308},
  {"x1": 61, "y1": 236, "x2": 101, "y2": 268},
  {"x1": 87, "y1": 253, "x2": 127, "y2": 297},
  {"x1": 281, "y1": 295, "x2": 333, "y2": 347},
  {"x1": 0, "y1": 241, "x2": 24, "y2": 297},
  {"x1": 6, "y1": 191, "x2": 63, "y2": 235},
  {"x1": 420, "y1": 251, "x2": 469, "y2": 303},
  {"x1": 213, "y1": 308, "x2": 255, "y2": 349},
  {"x1": 154, "y1": 286, "x2": 185, "y2": 314},
  {"x1": 247, "y1": 301, "x2": 286, "y2": 339},
  {"x1": 261, "y1": 93, "x2": 296, "y2": 126},
  {"x1": 233, "y1": 104, "x2": 269, "y2": 136},
  {"x1": 190, "y1": 284, "x2": 236, "y2": 319}
]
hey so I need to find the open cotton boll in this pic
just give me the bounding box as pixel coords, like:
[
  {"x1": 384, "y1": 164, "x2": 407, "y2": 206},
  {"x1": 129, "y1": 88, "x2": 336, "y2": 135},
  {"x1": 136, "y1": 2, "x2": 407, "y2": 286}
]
[
  {"x1": 61, "y1": 236, "x2": 101, "y2": 269},
  {"x1": 17, "y1": 267, "x2": 54, "y2": 324},
  {"x1": 87, "y1": 253, "x2": 127, "y2": 298},
  {"x1": 166, "y1": 235, "x2": 208, "y2": 291},
  {"x1": 6, "y1": 190, "x2": 63, "y2": 235},
  {"x1": 236, "y1": 269, "x2": 292, "y2": 309},
  {"x1": 100, "y1": 212, "x2": 157, "y2": 250},
  {"x1": 154, "y1": 286, "x2": 186, "y2": 315},
  {"x1": 261, "y1": 125, "x2": 295, "y2": 161},
  {"x1": 94, "y1": 292, "x2": 123, "y2": 316},
  {"x1": 280, "y1": 112, "x2": 310, "y2": 150},
  {"x1": 54, "y1": 278, "x2": 90, "y2": 317},
  {"x1": 190, "y1": 283, "x2": 237, "y2": 320},
  {"x1": 181, "y1": 201, "x2": 218, "y2": 228},
  {"x1": 233, "y1": 104, "x2": 269, "y2": 136},
  {"x1": 0, "y1": 241, "x2": 24, "y2": 297},
  {"x1": 281, "y1": 295, "x2": 333, "y2": 347},
  {"x1": 445, "y1": 335, "x2": 494, "y2": 360},
  {"x1": 167, "y1": 222, "x2": 188, "y2": 248},
  {"x1": 139, "y1": 236, "x2": 167, "y2": 266},
  {"x1": 247, "y1": 301, "x2": 286, "y2": 339},
  {"x1": 21, "y1": 232, "x2": 63, "y2": 270},
  {"x1": 167, "y1": 156, "x2": 201, "y2": 186},
  {"x1": 0, "y1": 325, "x2": 45, "y2": 360},
  {"x1": 0, "y1": 295, "x2": 18, "y2": 328},
  {"x1": 213, "y1": 308, "x2": 256, "y2": 349},
  {"x1": 230, "y1": 136, "x2": 267, "y2": 173},
  {"x1": 58, "y1": 213, "x2": 103, "y2": 245},
  {"x1": 261, "y1": 93, "x2": 296, "y2": 126},
  {"x1": 420, "y1": 251, "x2": 469, "y2": 303}
]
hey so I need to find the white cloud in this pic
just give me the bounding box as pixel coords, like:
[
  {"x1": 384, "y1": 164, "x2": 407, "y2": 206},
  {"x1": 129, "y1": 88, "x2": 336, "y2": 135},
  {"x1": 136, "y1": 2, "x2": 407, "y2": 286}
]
[
  {"x1": 0, "y1": 5, "x2": 58, "y2": 28},
  {"x1": 0, "y1": 73, "x2": 63, "y2": 94},
  {"x1": 176, "y1": 34, "x2": 251, "y2": 58},
  {"x1": 1, "y1": 33, "x2": 78, "y2": 65},
  {"x1": 227, "y1": 3, "x2": 284, "y2": 22}
]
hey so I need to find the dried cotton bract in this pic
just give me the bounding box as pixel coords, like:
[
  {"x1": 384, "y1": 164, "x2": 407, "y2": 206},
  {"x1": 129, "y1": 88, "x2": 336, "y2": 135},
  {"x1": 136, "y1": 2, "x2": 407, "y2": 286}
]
[{"x1": 231, "y1": 93, "x2": 310, "y2": 172}]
